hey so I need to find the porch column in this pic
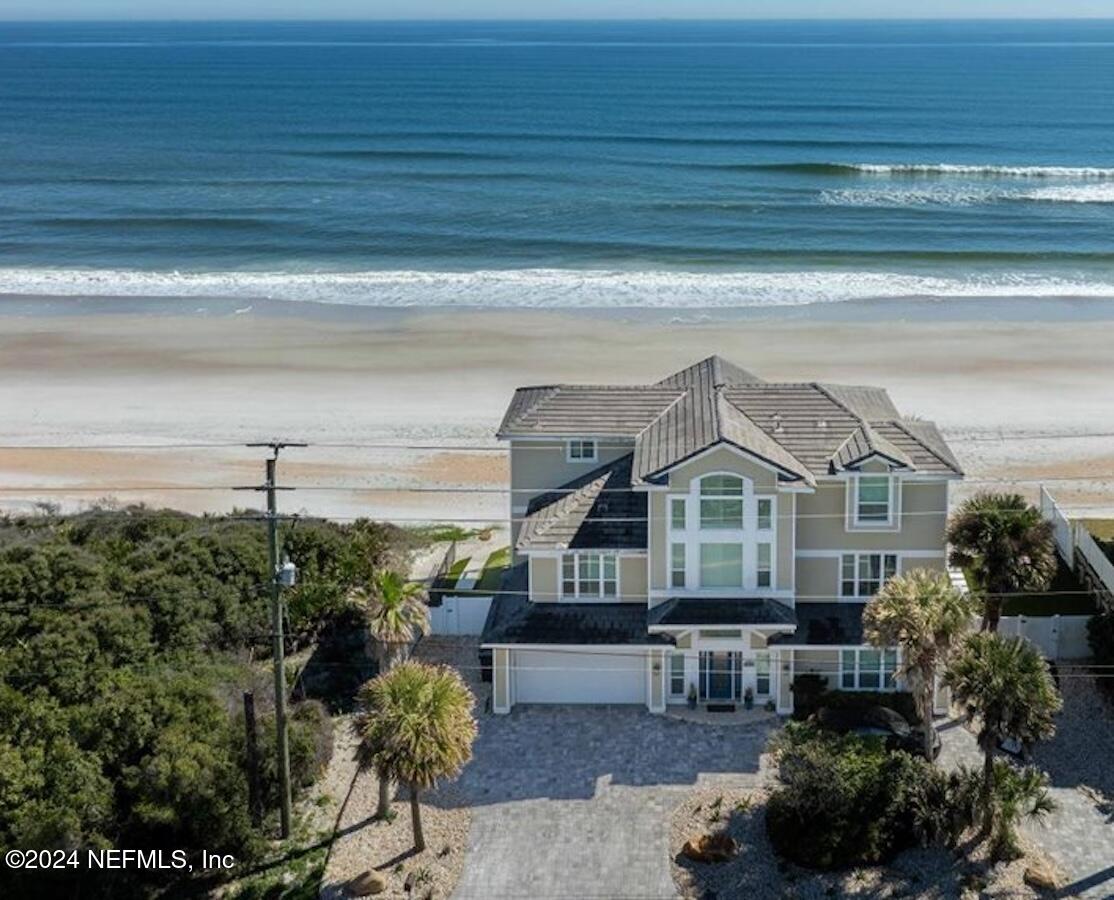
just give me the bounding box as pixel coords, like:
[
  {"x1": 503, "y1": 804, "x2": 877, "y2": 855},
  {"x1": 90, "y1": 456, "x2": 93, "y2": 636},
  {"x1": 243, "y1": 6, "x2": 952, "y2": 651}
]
[
  {"x1": 492, "y1": 648, "x2": 512, "y2": 714},
  {"x1": 774, "y1": 649, "x2": 794, "y2": 715},
  {"x1": 648, "y1": 649, "x2": 666, "y2": 714}
]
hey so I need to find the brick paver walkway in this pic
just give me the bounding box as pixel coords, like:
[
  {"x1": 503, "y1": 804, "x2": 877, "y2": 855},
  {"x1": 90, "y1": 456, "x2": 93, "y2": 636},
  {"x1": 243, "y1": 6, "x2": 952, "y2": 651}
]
[{"x1": 450, "y1": 706, "x2": 775, "y2": 899}]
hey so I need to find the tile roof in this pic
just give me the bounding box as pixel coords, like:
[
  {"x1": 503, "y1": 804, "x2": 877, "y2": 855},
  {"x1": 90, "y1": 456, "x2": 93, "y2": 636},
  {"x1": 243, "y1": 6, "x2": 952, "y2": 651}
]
[
  {"x1": 482, "y1": 565, "x2": 669, "y2": 645},
  {"x1": 768, "y1": 602, "x2": 867, "y2": 646},
  {"x1": 498, "y1": 356, "x2": 962, "y2": 480},
  {"x1": 516, "y1": 454, "x2": 647, "y2": 551},
  {"x1": 648, "y1": 597, "x2": 797, "y2": 628}
]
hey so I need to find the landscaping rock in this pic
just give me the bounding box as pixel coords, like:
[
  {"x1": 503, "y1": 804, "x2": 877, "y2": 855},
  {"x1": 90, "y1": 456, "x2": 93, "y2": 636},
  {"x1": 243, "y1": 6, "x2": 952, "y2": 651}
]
[
  {"x1": 681, "y1": 832, "x2": 736, "y2": 863},
  {"x1": 347, "y1": 869, "x2": 387, "y2": 896},
  {"x1": 1023, "y1": 864, "x2": 1058, "y2": 891}
]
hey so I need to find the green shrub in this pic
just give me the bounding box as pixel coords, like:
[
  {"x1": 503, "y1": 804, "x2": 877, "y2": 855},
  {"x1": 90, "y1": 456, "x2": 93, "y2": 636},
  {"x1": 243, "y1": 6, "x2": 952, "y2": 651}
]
[
  {"x1": 766, "y1": 723, "x2": 970, "y2": 870},
  {"x1": 811, "y1": 689, "x2": 921, "y2": 726},
  {"x1": 789, "y1": 674, "x2": 829, "y2": 720},
  {"x1": 1088, "y1": 611, "x2": 1114, "y2": 703}
]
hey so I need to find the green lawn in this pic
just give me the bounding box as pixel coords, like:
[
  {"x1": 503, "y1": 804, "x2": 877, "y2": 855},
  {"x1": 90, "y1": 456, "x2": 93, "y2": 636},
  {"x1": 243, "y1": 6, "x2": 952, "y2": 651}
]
[{"x1": 475, "y1": 546, "x2": 512, "y2": 592}]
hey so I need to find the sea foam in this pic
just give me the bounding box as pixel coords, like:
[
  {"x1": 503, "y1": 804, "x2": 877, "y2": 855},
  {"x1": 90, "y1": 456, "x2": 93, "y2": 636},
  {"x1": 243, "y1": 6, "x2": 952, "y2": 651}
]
[{"x1": 4, "y1": 268, "x2": 1114, "y2": 309}]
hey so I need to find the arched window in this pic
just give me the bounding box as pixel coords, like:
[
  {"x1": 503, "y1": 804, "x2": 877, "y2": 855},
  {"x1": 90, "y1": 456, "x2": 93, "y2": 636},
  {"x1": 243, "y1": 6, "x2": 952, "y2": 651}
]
[{"x1": 699, "y1": 474, "x2": 744, "y2": 529}]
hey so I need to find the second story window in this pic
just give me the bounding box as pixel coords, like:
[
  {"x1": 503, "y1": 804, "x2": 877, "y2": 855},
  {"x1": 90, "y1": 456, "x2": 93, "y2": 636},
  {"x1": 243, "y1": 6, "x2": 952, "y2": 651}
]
[
  {"x1": 841, "y1": 552, "x2": 898, "y2": 598},
  {"x1": 699, "y1": 474, "x2": 744, "y2": 529},
  {"x1": 566, "y1": 439, "x2": 598, "y2": 463},
  {"x1": 561, "y1": 552, "x2": 617, "y2": 599},
  {"x1": 855, "y1": 475, "x2": 893, "y2": 525}
]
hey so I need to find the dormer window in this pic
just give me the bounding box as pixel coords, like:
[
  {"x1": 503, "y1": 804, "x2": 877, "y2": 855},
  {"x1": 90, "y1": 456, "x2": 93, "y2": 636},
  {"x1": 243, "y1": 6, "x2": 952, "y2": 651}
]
[
  {"x1": 566, "y1": 439, "x2": 597, "y2": 463},
  {"x1": 855, "y1": 475, "x2": 893, "y2": 525}
]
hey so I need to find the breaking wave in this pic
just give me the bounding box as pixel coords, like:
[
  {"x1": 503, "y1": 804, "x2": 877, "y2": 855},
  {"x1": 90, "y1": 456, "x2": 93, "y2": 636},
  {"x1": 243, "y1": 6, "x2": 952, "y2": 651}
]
[
  {"x1": 4, "y1": 267, "x2": 1114, "y2": 309},
  {"x1": 765, "y1": 162, "x2": 1114, "y2": 178}
]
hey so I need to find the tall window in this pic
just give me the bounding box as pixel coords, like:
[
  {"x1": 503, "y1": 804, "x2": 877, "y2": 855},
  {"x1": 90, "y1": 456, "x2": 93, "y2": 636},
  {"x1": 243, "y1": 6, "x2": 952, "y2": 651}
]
[
  {"x1": 757, "y1": 498, "x2": 773, "y2": 531},
  {"x1": 699, "y1": 474, "x2": 744, "y2": 529},
  {"x1": 840, "y1": 553, "x2": 898, "y2": 598},
  {"x1": 566, "y1": 439, "x2": 597, "y2": 462},
  {"x1": 670, "y1": 543, "x2": 686, "y2": 588},
  {"x1": 756, "y1": 543, "x2": 772, "y2": 588},
  {"x1": 561, "y1": 552, "x2": 617, "y2": 599},
  {"x1": 669, "y1": 653, "x2": 686, "y2": 696},
  {"x1": 670, "y1": 497, "x2": 686, "y2": 531},
  {"x1": 699, "y1": 543, "x2": 744, "y2": 588},
  {"x1": 841, "y1": 648, "x2": 899, "y2": 690},
  {"x1": 855, "y1": 475, "x2": 892, "y2": 524},
  {"x1": 755, "y1": 652, "x2": 771, "y2": 696}
]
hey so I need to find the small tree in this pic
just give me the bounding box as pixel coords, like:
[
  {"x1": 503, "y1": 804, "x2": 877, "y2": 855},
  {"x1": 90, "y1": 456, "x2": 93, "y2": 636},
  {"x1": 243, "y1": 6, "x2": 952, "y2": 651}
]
[
  {"x1": 944, "y1": 633, "x2": 1061, "y2": 833},
  {"x1": 946, "y1": 492, "x2": 1057, "y2": 632},
  {"x1": 356, "y1": 662, "x2": 477, "y2": 852},
  {"x1": 348, "y1": 570, "x2": 430, "y2": 818},
  {"x1": 863, "y1": 568, "x2": 975, "y2": 761},
  {"x1": 984, "y1": 760, "x2": 1055, "y2": 860}
]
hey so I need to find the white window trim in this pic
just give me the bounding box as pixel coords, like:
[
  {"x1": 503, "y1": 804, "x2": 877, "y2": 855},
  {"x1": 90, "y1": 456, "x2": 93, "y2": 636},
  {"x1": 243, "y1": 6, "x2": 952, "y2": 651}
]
[
  {"x1": 839, "y1": 551, "x2": 900, "y2": 600},
  {"x1": 839, "y1": 647, "x2": 900, "y2": 691},
  {"x1": 665, "y1": 473, "x2": 778, "y2": 593},
  {"x1": 668, "y1": 651, "x2": 687, "y2": 697},
  {"x1": 565, "y1": 439, "x2": 599, "y2": 463},
  {"x1": 560, "y1": 551, "x2": 619, "y2": 601},
  {"x1": 845, "y1": 473, "x2": 901, "y2": 532}
]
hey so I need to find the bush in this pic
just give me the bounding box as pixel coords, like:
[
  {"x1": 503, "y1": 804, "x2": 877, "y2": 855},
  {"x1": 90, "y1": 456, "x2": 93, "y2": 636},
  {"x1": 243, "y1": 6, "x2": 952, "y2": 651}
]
[
  {"x1": 766, "y1": 723, "x2": 971, "y2": 870},
  {"x1": 791, "y1": 680, "x2": 919, "y2": 726},
  {"x1": 789, "y1": 674, "x2": 829, "y2": 720},
  {"x1": 1088, "y1": 611, "x2": 1114, "y2": 703}
]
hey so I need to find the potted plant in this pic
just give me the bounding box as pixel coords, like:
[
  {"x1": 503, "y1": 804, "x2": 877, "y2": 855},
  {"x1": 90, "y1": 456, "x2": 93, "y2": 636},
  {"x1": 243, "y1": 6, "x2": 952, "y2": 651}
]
[
  {"x1": 743, "y1": 687, "x2": 754, "y2": 710},
  {"x1": 687, "y1": 683, "x2": 698, "y2": 709},
  {"x1": 764, "y1": 698, "x2": 776, "y2": 713}
]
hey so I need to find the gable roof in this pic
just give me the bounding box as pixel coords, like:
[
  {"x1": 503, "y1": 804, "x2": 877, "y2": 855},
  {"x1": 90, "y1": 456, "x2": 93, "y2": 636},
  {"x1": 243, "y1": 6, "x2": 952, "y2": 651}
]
[
  {"x1": 498, "y1": 357, "x2": 962, "y2": 481},
  {"x1": 517, "y1": 454, "x2": 647, "y2": 551}
]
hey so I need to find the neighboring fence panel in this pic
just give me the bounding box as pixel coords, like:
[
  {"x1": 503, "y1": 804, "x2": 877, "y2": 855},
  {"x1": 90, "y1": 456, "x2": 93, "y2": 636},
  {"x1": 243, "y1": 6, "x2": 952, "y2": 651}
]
[
  {"x1": 428, "y1": 594, "x2": 493, "y2": 636},
  {"x1": 998, "y1": 614, "x2": 1092, "y2": 660},
  {"x1": 1040, "y1": 486, "x2": 1075, "y2": 567},
  {"x1": 1074, "y1": 525, "x2": 1114, "y2": 609}
]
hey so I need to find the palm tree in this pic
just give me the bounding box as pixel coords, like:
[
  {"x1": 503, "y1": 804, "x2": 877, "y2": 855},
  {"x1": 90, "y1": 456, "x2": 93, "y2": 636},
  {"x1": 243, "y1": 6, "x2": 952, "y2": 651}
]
[
  {"x1": 863, "y1": 568, "x2": 975, "y2": 761},
  {"x1": 944, "y1": 632, "x2": 1061, "y2": 833},
  {"x1": 355, "y1": 661, "x2": 477, "y2": 852},
  {"x1": 348, "y1": 569, "x2": 430, "y2": 671},
  {"x1": 946, "y1": 492, "x2": 1057, "y2": 632},
  {"x1": 983, "y1": 760, "x2": 1055, "y2": 860},
  {"x1": 348, "y1": 569, "x2": 430, "y2": 818}
]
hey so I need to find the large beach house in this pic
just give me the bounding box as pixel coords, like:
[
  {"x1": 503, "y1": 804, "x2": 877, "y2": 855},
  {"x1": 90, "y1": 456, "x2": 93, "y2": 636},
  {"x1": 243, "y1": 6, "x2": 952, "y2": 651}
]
[{"x1": 481, "y1": 356, "x2": 962, "y2": 715}]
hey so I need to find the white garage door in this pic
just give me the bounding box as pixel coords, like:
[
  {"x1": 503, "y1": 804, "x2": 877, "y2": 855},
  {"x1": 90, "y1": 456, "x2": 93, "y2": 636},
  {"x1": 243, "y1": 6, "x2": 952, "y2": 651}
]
[{"x1": 513, "y1": 648, "x2": 646, "y2": 705}]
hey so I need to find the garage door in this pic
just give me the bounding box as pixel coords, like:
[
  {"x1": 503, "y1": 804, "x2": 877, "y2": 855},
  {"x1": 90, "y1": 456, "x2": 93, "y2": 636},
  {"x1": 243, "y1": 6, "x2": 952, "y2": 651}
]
[{"x1": 513, "y1": 648, "x2": 646, "y2": 705}]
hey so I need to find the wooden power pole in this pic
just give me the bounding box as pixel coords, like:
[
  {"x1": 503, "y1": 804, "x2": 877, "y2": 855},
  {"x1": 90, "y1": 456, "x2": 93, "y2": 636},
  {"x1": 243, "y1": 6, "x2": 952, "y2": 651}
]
[{"x1": 242, "y1": 441, "x2": 305, "y2": 839}]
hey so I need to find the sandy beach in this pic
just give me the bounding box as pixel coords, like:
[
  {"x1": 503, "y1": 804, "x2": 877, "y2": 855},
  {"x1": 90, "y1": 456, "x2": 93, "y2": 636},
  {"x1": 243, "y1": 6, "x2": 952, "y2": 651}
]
[{"x1": 2, "y1": 295, "x2": 1113, "y2": 523}]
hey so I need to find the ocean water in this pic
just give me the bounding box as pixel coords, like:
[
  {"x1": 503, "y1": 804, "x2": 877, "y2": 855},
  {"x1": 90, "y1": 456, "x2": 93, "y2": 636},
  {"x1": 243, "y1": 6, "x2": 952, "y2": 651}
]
[{"x1": 1, "y1": 19, "x2": 1113, "y2": 309}]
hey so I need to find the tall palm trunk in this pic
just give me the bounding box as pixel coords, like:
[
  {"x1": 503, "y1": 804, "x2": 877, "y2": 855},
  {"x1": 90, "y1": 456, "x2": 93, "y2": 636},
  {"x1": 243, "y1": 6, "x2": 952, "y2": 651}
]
[
  {"x1": 377, "y1": 768, "x2": 391, "y2": 819},
  {"x1": 981, "y1": 743, "x2": 996, "y2": 834},
  {"x1": 410, "y1": 783, "x2": 425, "y2": 852},
  {"x1": 920, "y1": 684, "x2": 936, "y2": 763}
]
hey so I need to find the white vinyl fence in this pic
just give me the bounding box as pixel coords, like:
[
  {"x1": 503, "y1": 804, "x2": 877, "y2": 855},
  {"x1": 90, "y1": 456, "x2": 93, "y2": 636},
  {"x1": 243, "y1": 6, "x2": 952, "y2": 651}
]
[
  {"x1": 1041, "y1": 485, "x2": 1114, "y2": 609},
  {"x1": 1040, "y1": 486, "x2": 1075, "y2": 567},
  {"x1": 998, "y1": 614, "x2": 1092, "y2": 660},
  {"x1": 428, "y1": 594, "x2": 493, "y2": 636}
]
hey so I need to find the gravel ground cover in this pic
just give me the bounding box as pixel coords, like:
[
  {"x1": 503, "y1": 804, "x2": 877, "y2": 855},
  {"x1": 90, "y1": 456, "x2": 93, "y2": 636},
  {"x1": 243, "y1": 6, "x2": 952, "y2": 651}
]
[{"x1": 319, "y1": 638, "x2": 486, "y2": 900}]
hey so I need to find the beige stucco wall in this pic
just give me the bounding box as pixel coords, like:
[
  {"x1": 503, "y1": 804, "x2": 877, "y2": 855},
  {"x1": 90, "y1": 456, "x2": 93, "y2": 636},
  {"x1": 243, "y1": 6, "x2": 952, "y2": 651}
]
[
  {"x1": 795, "y1": 479, "x2": 948, "y2": 552},
  {"x1": 795, "y1": 553, "x2": 948, "y2": 602},
  {"x1": 649, "y1": 447, "x2": 792, "y2": 593},
  {"x1": 528, "y1": 552, "x2": 646, "y2": 603}
]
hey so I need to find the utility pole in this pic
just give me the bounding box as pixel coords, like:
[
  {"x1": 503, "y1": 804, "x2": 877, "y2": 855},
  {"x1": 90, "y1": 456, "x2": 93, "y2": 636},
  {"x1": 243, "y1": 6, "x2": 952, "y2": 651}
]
[
  {"x1": 243, "y1": 691, "x2": 263, "y2": 828},
  {"x1": 241, "y1": 440, "x2": 306, "y2": 839}
]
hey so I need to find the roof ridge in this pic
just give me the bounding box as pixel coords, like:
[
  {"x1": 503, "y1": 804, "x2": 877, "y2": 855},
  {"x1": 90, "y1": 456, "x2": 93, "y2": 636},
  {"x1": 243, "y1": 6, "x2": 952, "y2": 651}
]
[
  {"x1": 810, "y1": 381, "x2": 867, "y2": 427},
  {"x1": 886, "y1": 418, "x2": 958, "y2": 472},
  {"x1": 633, "y1": 387, "x2": 690, "y2": 442}
]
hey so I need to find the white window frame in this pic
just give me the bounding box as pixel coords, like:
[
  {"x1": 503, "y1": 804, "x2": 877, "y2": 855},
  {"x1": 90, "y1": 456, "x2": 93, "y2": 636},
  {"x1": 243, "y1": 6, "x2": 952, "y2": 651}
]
[
  {"x1": 849, "y1": 473, "x2": 898, "y2": 529},
  {"x1": 755, "y1": 651, "x2": 771, "y2": 697},
  {"x1": 840, "y1": 552, "x2": 899, "y2": 599},
  {"x1": 560, "y1": 551, "x2": 618, "y2": 601},
  {"x1": 670, "y1": 542, "x2": 686, "y2": 589},
  {"x1": 756, "y1": 542, "x2": 773, "y2": 588},
  {"x1": 840, "y1": 647, "x2": 899, "y2": 691},
  {"x1": 565, "y1": 438, "x2": 598, "y2": 463},
  {"x1": 757, "y1": 497, "x2": 773, "y2": 531},
  {"x1": 698, "y1": 474, "x2": 745, "y2": 530},
  {"x1": 669, "y1": 652, "x2": 686, "y2": 697},
  {"x1": 665, "y1": 474, "x2": 778, "y2": 593}
]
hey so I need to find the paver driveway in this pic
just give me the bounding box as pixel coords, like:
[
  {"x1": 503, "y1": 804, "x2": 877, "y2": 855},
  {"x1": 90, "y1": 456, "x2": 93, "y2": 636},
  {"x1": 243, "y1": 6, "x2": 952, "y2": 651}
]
[{"x1": 448, "y1": 706, "x2": 775, "y2": 900}]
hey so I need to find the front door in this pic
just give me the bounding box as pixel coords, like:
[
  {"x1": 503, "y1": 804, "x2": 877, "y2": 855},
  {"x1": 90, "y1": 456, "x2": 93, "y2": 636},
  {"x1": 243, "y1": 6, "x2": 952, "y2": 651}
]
[{"x1": 699, "y1": 651, "x2": 743, "y2": 701}]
